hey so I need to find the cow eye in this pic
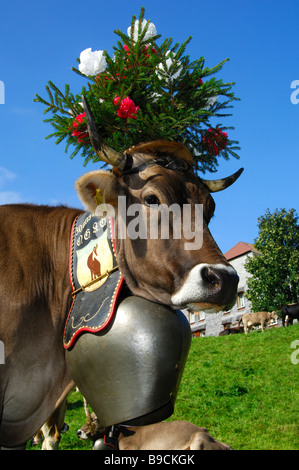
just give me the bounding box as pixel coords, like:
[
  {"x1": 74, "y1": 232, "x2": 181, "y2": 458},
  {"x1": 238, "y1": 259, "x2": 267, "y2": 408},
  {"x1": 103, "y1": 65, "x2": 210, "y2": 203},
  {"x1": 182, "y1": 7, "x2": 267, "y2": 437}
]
[{"x1": 144, "y1": 194, "x2": 161, "y2": 206}]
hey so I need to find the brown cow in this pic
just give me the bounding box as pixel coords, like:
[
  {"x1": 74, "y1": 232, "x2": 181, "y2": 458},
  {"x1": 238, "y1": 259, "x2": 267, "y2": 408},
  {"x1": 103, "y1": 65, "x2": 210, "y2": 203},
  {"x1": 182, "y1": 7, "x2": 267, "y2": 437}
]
[
  {"x1": 0, "y1": 100, "x2": 242, "y2": 448},
  {"x1": 242, "y1": 311, "x2": 278, "y2": 334},
  {"x1": 77, "y1": 410, "x2": 232, "y2": 450},
  {"x1": 116, "y1": 422, "x2": 233, "y2": 450}
]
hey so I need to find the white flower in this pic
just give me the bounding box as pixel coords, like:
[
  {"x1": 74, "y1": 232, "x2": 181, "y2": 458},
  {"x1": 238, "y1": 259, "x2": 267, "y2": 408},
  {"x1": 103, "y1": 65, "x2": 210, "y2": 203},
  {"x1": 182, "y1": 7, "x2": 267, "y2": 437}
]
[
  {"x1": 151, "y1": 92, "x2": 162, "y2": 103},
  {"x1": 156, "y1": 51, "x2": 183, "y2": 81},
  {"x1": 78, "y1": 48, "x2": 107, "y2": 76},
  {"x1": 203, "y1": 95, "x2": 218, "y2": 110},
  {"x1": 127, "y1": 19, "x2": 157, "y2": 42}
]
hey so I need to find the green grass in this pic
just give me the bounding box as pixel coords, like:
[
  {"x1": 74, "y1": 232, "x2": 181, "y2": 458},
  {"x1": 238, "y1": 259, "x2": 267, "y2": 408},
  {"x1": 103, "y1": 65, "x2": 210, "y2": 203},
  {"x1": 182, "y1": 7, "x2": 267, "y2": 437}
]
[
  {"x1": 171, "y1": 323, "x2": 299, "y2": 450},
  {"x1": 28, "y1": 323, "x2": 299, "y2": 450}
]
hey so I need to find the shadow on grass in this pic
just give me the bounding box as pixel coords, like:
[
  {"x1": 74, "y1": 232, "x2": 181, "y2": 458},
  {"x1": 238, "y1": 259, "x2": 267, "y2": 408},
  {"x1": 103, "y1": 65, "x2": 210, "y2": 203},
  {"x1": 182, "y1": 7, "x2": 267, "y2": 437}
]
[{"x1": 67, "y1": 399, "x2": 84, "y2": 411}]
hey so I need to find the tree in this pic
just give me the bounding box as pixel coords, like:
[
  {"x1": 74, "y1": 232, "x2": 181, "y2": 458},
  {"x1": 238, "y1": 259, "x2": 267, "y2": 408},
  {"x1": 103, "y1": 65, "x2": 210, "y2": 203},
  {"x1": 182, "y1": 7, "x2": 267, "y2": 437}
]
[
  {"x1": 245, "y1": 208, "x2": 299, "y2": 313},
  {"x1": 34, "y1": 7, "x2": 240, "y2": 173}
]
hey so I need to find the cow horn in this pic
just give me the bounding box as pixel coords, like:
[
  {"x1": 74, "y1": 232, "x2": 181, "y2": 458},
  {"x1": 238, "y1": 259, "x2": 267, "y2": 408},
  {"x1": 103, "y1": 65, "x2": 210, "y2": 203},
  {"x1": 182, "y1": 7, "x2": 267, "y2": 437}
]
[
  {"x1": 83, "y1": 397, "x2": 96, "y2": 434},
  {"x1": 82, "y1": 96, "x2": 129, "y2": 172},
  {"x1": 202, "y1": 168, "x2": 244, "y2": 193},
  {"x1": 83, "y1": 397, "x2": 92, "y2": 424}
]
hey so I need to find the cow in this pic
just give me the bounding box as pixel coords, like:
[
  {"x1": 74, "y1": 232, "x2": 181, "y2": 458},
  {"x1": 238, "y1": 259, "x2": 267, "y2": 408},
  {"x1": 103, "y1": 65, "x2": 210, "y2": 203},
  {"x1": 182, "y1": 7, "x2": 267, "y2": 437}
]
[
  {"x1": 0, "y1": 97, "x2": 242, "y2": 449},
  {"x1": 219, "y1": 327, "x2": 244, "y2": 336},
  {"x1": 114, "y1": 422, "x2": 233, "y2": 451},
  {"x1": 242, "y1": 311, "x2": 278, "y2": 334},
  {"x1": 76, "y1": 397, "x2": 103, "y2": 443},
  {"x1": 281, "y1": 302, "x2": 299, "y2": 327},
  {"x1": 77, "y1": 403, "x2": 232, "y2": 450},
  {"x1": 77, "y1": 412, "x2": 102, "y2": 442}
]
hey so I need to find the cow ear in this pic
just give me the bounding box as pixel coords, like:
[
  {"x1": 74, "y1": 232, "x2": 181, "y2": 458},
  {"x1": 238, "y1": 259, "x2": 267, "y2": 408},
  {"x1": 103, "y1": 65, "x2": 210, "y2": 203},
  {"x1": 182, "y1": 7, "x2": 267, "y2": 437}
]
[{"x1": 75, "y1": 170, "x2": 119, "y2": 213}]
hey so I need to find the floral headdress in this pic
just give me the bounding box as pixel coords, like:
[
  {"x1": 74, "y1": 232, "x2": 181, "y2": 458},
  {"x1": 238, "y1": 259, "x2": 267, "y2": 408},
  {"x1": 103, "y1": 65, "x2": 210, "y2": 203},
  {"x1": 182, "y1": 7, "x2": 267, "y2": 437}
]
[{"x1": 35, "y1": 8, "x2": 240, "y2": 174}]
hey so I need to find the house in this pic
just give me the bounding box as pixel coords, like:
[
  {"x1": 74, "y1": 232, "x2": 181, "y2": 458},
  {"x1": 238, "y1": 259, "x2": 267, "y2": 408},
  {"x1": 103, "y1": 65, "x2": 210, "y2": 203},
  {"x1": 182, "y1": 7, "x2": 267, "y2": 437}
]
[{"x1": 184, "y1": 242, "x2": 261, "y2": 337}]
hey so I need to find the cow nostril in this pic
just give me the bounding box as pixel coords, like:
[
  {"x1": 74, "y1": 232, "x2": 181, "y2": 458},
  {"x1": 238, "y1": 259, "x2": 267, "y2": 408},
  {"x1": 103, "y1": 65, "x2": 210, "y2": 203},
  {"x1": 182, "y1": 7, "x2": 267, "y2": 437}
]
[{"x1": 201, "y1": 266, "x2": 220, "y2": 287}]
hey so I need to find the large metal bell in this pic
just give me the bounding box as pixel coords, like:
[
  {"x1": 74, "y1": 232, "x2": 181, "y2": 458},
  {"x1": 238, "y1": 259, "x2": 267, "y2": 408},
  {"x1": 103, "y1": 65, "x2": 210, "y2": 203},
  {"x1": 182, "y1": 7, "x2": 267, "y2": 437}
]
[{"x1": 66, "y1": 296, "x2": 191, "y2": 427}]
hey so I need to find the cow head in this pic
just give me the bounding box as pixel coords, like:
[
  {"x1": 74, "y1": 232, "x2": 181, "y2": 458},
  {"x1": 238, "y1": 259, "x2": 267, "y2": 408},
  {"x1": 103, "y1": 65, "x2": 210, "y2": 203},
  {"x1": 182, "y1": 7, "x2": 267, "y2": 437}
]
[
  {"x1": 77, "y1": 399, "x2": 104, "y2": 442},
  {"x1": 270, "y1": 311, "x2": 278, "y2": 321},
  {"x1": 75, "y1": 97, "x2": 242, "y2": 312}
]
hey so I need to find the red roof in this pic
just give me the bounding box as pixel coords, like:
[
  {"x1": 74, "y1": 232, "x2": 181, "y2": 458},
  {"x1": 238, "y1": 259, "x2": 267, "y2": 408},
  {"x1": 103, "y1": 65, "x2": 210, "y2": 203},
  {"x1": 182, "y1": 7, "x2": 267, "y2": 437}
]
[{"x1": 224, "y1": 242, "x2": 261, "y2": 261}]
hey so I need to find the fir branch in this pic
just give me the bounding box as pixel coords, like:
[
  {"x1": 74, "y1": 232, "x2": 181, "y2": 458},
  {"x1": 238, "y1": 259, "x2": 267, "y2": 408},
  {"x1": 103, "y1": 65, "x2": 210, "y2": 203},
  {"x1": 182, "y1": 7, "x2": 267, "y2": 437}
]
[{"x1": 35, "y1": 7, "x2": 240, "y2": 173}]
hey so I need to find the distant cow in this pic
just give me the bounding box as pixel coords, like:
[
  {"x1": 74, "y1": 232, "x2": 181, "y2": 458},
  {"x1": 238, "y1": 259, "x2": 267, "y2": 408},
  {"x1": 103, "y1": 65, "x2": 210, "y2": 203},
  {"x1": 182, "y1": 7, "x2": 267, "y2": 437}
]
[
  {"x1": 77, "y1": 403, "x2": 232, "y2": 450},
  {"x1": 219, "y1": 327, "x2": 244, "y2": 336},
  {"x1": 242, "y1": 311, "x2": 278, "y2": 334},
  {"x1": 76, "y1": 398, "x2": 103, "y2": 443},
  {"x1": 281, "y1": 302, "x2": 299, "y2": 327}
]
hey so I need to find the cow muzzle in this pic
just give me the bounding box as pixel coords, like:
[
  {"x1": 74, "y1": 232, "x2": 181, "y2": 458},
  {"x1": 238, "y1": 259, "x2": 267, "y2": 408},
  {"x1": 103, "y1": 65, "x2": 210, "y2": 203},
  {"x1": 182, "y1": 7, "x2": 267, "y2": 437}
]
[{"x1": 171, "y1": 263, "x2": 239, "y2": 312}]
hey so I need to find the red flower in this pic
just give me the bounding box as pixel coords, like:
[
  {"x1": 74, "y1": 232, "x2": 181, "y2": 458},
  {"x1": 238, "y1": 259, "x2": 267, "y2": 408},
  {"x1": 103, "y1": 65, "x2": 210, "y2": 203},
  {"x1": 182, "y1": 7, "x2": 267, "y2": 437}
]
[
  {"x1": 71, "y1": 112, "x2": 89, "y2": 143},
  {"x1": 124, "y1": 44, "x2": 130, "y2": 56},
  {"x1": 72, "y1": 112, "x2": 85, "y2": 125},
  {"x1": 123, "y1": 43, "x2": 156, "y2": 66},
  {"x1": 114, "y1": 96, "x2": 139, "y2": 121},
  {"x1": 202, "y1": 128, "x2": 228, "y2": 156},
  {"x1": 115, "y1": 73, "x2": 127, "y2": 80},
  {"x1": 142, "y1": 44, "x2": 157, "y2": 58}
]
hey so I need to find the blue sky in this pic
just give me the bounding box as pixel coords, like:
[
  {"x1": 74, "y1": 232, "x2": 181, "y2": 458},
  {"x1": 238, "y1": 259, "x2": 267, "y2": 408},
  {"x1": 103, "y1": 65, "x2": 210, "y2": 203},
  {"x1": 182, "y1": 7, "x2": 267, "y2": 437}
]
[{"x1": 0, "y1": 0, "x2": 298, "y2": 253}]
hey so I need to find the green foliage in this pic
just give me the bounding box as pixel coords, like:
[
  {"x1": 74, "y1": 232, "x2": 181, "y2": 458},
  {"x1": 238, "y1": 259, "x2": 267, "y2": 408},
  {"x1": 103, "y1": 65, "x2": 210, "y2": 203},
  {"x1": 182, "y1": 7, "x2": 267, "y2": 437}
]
[
  {"x1": 245, "y1": 208, "x2": 299, "y2": 312},
  {"x1": 34, "y1": 7, "x2": 240, "y2": 173}
]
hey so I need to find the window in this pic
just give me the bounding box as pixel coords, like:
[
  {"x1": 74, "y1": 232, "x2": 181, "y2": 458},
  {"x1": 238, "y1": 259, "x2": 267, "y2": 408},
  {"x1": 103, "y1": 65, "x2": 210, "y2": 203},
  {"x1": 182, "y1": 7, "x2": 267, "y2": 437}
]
[
  {"x1": 193, "y1": 330, "x2": 206, "y2": 338},
  {"x1": 198, "y1": 311, "x2": 205, "y2": 321},
  {"x1": 237, "y1": 292, "x2": 245, "y2": 309},
  {"x1": 188, "y1": 310, "x2": 205, "y2": 323},
  {"x1": 189, "y1": 311, "x2": 195, "y2": 324}
]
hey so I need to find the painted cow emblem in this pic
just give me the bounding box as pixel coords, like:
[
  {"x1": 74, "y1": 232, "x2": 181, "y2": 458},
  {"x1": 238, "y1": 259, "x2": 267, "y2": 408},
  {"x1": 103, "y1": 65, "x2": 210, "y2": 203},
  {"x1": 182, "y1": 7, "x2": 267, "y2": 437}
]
[{"x1": 87, "y1": 244, "x2": 101, "y2": 280}]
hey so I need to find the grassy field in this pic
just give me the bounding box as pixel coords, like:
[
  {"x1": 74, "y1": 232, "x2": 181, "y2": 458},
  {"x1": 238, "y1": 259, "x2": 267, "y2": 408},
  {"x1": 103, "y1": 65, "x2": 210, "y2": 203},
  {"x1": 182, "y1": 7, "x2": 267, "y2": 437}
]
[
  {"x1": 28, "y1": 323, "x2": 299, "y2": 450},
  {"x1": 173, "y1": 323, "x2": 299, "y2": 450}
]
